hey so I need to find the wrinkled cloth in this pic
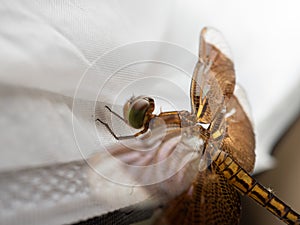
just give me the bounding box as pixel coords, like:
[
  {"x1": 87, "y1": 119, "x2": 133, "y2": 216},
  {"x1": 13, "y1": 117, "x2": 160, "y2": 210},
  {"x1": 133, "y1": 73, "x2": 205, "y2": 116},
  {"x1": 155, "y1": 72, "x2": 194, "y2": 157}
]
[{"x1": 1, "y1": 1, "x2": 300, "y2": 225}]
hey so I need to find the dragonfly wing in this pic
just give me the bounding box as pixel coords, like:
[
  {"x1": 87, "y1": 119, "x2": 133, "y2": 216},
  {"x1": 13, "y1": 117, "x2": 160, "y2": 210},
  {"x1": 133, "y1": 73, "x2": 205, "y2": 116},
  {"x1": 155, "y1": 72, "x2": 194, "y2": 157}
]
[
  {"x1": 154, "y1": 166, "x2": 241, "y2": 225},
  {"x1": 190, "y1": 27, "x2": 235, "y2": 123},
  {"x1": 222, "y1": 94, "x2": 256, "y2": 173},
  {"x1": 234, "y1": 84, "x2": 254, "y2": 125}
]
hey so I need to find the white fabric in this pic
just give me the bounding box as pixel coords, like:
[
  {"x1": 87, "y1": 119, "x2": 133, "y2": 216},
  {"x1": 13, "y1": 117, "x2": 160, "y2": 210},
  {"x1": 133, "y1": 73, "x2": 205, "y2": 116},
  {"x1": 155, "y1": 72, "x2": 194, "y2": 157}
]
[{"x1": 1, "y1": 0, "x2": 300, "y2": 224}]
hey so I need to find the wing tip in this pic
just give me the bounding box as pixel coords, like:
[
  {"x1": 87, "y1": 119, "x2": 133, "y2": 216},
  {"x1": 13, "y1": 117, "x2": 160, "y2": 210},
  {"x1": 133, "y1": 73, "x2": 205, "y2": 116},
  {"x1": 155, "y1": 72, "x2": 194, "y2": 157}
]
[{"x1": 200, "y1": 27, "x2": 233, "y2": 61}]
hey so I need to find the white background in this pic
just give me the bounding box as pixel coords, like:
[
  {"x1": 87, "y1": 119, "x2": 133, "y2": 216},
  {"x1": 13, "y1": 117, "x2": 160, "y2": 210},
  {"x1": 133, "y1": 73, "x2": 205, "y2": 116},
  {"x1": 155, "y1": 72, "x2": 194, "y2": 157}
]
[{"x1": 1, "y1": 1, "x2": 300, "y2": 224}]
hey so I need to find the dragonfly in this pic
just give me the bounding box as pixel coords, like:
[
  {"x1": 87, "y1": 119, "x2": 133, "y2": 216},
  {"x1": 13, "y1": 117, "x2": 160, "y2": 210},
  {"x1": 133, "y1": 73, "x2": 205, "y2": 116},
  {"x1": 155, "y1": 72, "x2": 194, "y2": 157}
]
[{"x1": 96, "y1": 27, "x2": 300, "y2": 225}]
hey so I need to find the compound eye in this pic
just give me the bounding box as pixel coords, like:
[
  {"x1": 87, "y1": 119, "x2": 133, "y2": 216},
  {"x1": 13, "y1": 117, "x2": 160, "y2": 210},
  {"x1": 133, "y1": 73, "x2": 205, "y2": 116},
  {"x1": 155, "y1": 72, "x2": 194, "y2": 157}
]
[{"x1": 123, "y1": 96, "x2": 154, "y2": 129}]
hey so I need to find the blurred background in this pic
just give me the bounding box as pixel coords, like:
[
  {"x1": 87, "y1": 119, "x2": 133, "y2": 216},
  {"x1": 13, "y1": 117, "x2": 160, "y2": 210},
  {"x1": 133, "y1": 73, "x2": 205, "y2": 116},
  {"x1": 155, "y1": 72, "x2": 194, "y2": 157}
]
[
  {"x1": 241, "y1": 115, "x2": 300, "y2": 225},
  {"x1": 0, "y1": 1, "x2": 300, "y2": 224}
]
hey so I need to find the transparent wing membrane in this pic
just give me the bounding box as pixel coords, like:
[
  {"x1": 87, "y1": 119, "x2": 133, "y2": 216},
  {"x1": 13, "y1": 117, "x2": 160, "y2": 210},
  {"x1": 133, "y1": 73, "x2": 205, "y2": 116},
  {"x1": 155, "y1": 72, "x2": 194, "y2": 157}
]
[
  {"x1": 190, "y1": 27, "x2": 235, "y2": 124},
  {"x1": 94, "y1": 27, "x2": 300, "y2": 225}
]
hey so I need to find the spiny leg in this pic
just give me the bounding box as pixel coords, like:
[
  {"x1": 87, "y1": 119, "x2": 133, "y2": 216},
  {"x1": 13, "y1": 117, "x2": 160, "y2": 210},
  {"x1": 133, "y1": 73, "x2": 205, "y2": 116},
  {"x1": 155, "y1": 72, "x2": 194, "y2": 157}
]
[
  {"x1": 95, "y1": 106, "x2": 148, "y2": 140},
  {"x1": 104, "y1": 105, "x2": 126, "y2": 122}
]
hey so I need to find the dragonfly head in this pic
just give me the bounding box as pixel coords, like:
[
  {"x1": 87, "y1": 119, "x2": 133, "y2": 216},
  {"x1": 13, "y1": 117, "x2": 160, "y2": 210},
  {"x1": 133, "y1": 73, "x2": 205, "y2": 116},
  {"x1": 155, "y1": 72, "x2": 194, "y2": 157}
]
[{"x1": 123, "y1": 96, "x2": 155, "y2": 129}]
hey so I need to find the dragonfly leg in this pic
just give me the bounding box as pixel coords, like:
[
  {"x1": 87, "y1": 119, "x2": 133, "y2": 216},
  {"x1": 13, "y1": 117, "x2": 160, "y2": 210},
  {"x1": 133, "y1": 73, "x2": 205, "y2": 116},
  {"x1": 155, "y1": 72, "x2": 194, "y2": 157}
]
[
  {"x1": 96, "y1": 118, "x2": 148, "y2": 140},
  {"x1": 96, "y1": 118, "x2": 122, "y2": 140},
  {"x1": 96, "y1": 105, "x2": 150, "y2": 140},
  {"x1": 104, "y1": 105, "x2": 126, "y2": 122}
]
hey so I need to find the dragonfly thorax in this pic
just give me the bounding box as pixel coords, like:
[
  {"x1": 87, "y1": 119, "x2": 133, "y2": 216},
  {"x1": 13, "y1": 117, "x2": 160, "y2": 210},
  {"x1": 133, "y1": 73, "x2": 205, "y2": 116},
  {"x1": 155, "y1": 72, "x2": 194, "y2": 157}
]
[
  {"x1": 178, "y1": 110, "x2": 211, "y2": 145},
  {"x1": 179, "y1": 110, "x2": 211, "y2": 132}
]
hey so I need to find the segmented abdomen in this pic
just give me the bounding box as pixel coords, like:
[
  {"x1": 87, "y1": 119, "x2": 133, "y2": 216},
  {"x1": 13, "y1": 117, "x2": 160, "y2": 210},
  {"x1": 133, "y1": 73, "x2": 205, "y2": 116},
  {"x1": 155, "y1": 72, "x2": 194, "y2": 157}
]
[{"x1": 213, "y1": 150, "x2": 300, "y2": 225}]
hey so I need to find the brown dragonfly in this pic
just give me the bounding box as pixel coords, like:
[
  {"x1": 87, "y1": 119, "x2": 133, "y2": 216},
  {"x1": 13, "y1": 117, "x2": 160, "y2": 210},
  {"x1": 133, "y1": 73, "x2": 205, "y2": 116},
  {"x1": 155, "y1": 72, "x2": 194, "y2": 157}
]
[{"x1": 96, "y1": 27, "x2": 300, "y2": 225}]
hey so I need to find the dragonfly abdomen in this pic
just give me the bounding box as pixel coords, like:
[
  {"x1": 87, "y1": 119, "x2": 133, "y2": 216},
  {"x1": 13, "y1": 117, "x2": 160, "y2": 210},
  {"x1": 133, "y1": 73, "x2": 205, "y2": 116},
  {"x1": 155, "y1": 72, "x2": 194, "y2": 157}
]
[{"x1": 213, "y1": 150, "x2": 300, "y2": 225}]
